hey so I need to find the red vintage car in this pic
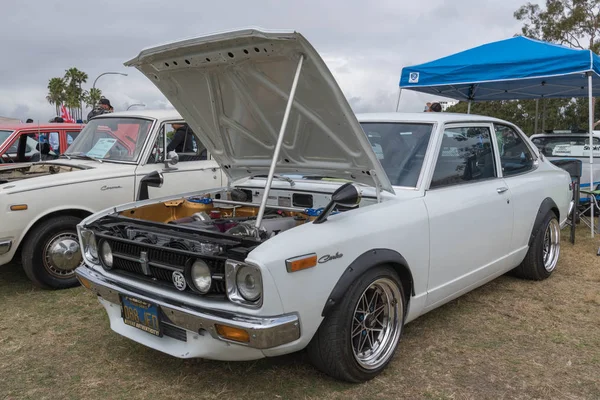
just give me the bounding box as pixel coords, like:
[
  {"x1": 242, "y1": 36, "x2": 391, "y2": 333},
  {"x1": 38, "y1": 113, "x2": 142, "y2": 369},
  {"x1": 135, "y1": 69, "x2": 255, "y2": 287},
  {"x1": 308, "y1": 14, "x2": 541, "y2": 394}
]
[{"x1": 0, "y1": 123, "x2": 85, "y2": 163}]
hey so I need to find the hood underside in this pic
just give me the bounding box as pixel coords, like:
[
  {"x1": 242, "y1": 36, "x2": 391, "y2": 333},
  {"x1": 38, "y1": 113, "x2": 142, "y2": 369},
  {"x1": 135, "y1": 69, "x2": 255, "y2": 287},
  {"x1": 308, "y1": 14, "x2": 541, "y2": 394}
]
[{"x1": 125, "y1": 28, "x2": 393, "y2": 193}]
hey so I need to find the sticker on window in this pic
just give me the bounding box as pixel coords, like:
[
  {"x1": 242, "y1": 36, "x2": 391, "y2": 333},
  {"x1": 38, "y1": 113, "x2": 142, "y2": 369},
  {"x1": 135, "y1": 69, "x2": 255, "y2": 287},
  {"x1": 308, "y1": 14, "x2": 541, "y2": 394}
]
[{"x1": 87, "y1": 138, "x2": 117, "y2": 158}]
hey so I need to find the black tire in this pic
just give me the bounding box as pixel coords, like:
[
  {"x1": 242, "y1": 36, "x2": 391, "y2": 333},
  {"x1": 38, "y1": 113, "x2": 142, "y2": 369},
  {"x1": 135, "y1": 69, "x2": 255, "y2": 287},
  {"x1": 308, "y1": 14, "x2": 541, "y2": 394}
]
[
  {"x1": 512, "y1": 212, "x2": 560, "y2": 281},
  {"x1": 307, "y1": 265, "x2": 405, "y2": 383},
  {"x1": 21, "y1": 216, "x2": 83, "y2": 289}
]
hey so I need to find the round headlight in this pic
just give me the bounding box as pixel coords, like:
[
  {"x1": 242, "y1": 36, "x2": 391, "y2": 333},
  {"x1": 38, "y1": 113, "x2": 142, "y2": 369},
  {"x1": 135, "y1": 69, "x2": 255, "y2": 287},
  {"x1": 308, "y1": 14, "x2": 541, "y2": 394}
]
[
  {"x1": 236, "y1": 265, "x2": 262, "y2": 302},
  {"x1": 100, "y1": 241, "x2": 113, "y2": 268},
  {"x1": 82, "y1": 230, "x2": 98, "y2": 262},
  {"x1": 191, "y1": 260, "x2": 212, "y2": 293}
]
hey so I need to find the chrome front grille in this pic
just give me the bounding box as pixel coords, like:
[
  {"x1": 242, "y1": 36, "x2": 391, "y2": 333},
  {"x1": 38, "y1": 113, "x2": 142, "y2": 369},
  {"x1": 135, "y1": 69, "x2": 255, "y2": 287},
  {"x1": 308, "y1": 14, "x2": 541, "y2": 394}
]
[{"x1": 101, "y1": 237, "x2": 226, "y2": 295}]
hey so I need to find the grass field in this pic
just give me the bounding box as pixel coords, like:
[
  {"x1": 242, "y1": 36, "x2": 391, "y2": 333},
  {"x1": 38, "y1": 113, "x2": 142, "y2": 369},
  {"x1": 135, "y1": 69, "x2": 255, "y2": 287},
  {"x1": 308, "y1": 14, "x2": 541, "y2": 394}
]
[{"x1": 1, "y1": 227, "x2": 599, "y2": 400}]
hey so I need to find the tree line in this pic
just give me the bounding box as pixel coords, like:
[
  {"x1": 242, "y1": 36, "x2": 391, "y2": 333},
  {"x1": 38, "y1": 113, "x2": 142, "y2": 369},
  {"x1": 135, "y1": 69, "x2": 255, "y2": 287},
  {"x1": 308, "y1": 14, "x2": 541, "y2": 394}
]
[{"x1": 46, "y1": 68, "x2": 103, "y2": 121}]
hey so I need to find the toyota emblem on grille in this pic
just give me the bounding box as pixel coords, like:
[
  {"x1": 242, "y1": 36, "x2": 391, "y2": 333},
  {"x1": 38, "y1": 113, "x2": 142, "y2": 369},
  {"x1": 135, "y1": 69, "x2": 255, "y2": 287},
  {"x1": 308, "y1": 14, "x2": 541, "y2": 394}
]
[
  {"x1": 139, "y1": 251, "x2": 151, "y2": 276},
  {"x1": 172, "y1": 271, "x2": 186, "y2": 291}
]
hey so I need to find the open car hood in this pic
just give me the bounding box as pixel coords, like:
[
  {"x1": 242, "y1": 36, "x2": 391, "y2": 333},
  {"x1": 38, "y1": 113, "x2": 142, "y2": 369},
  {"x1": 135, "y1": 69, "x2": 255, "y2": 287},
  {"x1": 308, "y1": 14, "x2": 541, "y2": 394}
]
[{"x1": 125, "y1": 28, "x2": 393, "y2": 193}]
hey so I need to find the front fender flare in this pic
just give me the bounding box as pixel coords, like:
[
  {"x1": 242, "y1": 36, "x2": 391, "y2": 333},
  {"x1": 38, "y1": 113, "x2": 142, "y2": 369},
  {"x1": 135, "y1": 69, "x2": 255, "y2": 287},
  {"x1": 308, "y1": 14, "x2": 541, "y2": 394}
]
[{"x1": 321, "y1": 248, "x2": 413, "y2": 317}]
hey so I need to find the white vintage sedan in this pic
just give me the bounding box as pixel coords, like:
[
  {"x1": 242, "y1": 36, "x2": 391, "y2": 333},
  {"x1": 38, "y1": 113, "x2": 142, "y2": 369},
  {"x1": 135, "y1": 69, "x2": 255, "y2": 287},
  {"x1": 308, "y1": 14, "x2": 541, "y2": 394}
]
[
  {"x1": 0, "y1": 110, "x2": 226, "y2": 289},
  {"x1": 75, "y1": 28, "x2": 572, "y2": 382}
]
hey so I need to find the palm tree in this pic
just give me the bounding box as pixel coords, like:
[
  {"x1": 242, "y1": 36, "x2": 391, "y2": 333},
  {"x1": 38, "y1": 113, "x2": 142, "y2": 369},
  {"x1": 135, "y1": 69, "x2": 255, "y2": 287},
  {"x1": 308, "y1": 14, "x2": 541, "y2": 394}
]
[
  {"x1": 46, "y1": 77, "x2": 66, "y2": 116},
  {"x1": 64, "y1": 68, "x2": 88, "y2": 120},
  {"x1": 84, "y1": 88, "x2": 103, "y2": 109}
]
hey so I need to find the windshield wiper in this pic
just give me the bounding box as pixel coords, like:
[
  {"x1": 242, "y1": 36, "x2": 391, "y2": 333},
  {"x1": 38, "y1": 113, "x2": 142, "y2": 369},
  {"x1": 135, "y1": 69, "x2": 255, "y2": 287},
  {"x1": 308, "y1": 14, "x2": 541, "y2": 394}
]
[
  {"x1": 252, "y1": 174, "x2": 295, "y2": 186},
  {"x1": 64, "y1": 153, "x2": 103, "y2": 163}
]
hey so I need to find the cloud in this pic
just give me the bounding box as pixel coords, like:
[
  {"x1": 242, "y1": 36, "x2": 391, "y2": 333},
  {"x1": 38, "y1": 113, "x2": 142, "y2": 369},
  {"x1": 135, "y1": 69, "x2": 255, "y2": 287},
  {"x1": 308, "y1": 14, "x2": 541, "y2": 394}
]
[{"x1": 1, "y1": 0, "x2": 540, "y2": 121}]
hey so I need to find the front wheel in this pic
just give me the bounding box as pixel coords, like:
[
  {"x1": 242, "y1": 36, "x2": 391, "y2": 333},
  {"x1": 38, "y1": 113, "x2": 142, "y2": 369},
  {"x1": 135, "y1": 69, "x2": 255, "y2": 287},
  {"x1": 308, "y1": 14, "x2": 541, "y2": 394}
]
[
  {"x1": 307, "y1": 266, "x2": 405, "y2": 382},
  {"x1": 22, "y1": 216, "x2": 83, "y2": 289}
]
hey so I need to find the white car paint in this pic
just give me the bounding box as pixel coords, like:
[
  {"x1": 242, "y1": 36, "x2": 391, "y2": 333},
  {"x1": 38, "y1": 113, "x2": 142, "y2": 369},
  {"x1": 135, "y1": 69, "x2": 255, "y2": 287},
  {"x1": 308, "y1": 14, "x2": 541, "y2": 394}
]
[
  {"x1": 75, "y1": 29, "x2": 572, "y2": 371},
  {"x1": 77, "y1": 112, "x2": 572, "y2": 360},
  {"x1": 0, "y1": 109, "x2": 226, "y2": 270}
]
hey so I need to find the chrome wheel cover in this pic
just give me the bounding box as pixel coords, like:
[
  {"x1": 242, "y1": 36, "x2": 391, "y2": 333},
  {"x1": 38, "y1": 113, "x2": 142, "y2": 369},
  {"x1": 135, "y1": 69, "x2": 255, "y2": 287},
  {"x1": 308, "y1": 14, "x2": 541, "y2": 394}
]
[
  {"x1": 351, "y1": 277, "x2": 403, "y2": 370},
  {"x1": 543, "y1": 218, "x2": 560, "y2": 272},
  {"x1": 43, "y1": 232, "x2": 81, "y2": 278}
]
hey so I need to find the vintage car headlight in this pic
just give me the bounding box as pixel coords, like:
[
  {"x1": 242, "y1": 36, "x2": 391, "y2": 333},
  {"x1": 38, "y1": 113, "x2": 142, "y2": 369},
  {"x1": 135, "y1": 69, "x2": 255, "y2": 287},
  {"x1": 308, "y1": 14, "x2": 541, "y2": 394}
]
[
  {"x1": 100, "y1": 240, "x2": 113, "y2": 268},
  {"x1": 80, "y1": 229, "x2": 98, "y2": 264},
  {"x1": 225, "y1": 260, "x2": 263, "y2": 307},
  {"x1": 190, "y1": 259, "x2": 212, "y2": 293},
  {"x1": 236, "y1": 265, "x2": 262, "y2": 301}
]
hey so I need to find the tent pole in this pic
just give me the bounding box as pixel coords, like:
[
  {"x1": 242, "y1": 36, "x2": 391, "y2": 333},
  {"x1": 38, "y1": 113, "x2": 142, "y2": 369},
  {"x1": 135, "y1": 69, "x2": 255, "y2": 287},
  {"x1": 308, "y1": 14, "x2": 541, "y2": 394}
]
[
  {"x1": 534, "y1": 99, "x2": 539, "y2": 133},
  {"x1": 395, "y1": 88, "x2": 402, "y2": 112},
  {"x1": 588, "y1": 73, "x2": 595, "y2": 237},
  {"x1": 467, "y1": 101, "x2": 471, "y2": 114},
  {"x1": 542, "y1": 98, "x2": 546, "y2": 131}
]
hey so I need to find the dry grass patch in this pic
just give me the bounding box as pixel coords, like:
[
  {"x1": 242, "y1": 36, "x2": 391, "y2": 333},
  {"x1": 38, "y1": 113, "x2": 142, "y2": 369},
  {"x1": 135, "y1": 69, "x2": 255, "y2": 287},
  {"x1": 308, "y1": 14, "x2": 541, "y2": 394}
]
[{"x1": 0, "y1": 226, "x2": 599, "y2": 399}]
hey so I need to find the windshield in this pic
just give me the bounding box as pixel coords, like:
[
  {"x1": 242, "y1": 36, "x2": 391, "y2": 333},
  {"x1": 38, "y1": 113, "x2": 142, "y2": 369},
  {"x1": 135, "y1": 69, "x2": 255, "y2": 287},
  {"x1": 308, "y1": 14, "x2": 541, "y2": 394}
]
[
  {"x1": 360, "y1": 122, "x2": 434, "y2": 187},
  {"x1": 64, "y1": 117, "x2": 153, "y2": 162},
  {"x1": 0, "y1": 130, "x2": 13, "y2": 146},
  {"x1": 532, "y1": 135, "x2": 600, "y2": 158}
]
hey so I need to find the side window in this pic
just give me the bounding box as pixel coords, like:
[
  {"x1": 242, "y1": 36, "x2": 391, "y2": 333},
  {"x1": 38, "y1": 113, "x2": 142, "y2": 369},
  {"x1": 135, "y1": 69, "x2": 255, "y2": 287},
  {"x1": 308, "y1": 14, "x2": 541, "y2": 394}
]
[
  {"x1": 149, "y1": 122, "x2": 207, "y2": 163},
  {"x1": 65, "y1": 131, "x2": 80, "y2": 152},
  {"x1": 147, "y1": 126, "x2": 165, "y2": 164},
  {"x1": 494, "y1": 124, "x2": 535, "y2": 177},
  {"x1": 430, "y1": 126, "x2": 496, "y2": 189}
]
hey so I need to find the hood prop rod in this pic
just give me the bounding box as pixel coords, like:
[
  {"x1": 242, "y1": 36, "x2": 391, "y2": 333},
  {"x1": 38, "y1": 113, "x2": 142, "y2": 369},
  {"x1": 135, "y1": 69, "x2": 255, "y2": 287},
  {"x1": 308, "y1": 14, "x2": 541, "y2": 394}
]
[{"x1": 254, "y1": 54, "x2": 305, "y2": 234}]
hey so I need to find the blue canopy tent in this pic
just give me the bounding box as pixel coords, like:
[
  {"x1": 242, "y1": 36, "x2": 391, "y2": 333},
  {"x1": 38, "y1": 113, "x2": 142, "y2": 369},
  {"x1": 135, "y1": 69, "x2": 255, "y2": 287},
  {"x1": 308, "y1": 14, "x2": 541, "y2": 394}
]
[{"x1": 398, "y1": 36, "x2": 600, "y2": 236}]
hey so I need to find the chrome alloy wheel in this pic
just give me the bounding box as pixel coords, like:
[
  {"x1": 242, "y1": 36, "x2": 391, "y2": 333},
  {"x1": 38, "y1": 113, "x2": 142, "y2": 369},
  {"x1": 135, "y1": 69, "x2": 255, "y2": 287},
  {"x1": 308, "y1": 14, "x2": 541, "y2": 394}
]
[
  {"x1": 43, "y1": 232, "x2": 81, "y2": 278},
  {"x1": 543, "y1": 218, "x2": 560, "y2": 272},
  {"x1": 351, "y1": 278, "x2": 403, "y2": 370}
]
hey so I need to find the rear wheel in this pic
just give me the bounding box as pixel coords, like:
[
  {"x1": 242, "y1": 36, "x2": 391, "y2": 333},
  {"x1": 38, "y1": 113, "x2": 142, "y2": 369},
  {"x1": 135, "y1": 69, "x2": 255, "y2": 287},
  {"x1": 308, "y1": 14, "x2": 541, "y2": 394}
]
[
  {"x1": 307, "y1": 266, "x2": 405, "y2": 382},
  {"x1": 22, "y1": 216, "x2": 83, "y2": 289},
  {"x1": 512, "y1": 212, "x2": 560, "y2": 280}
]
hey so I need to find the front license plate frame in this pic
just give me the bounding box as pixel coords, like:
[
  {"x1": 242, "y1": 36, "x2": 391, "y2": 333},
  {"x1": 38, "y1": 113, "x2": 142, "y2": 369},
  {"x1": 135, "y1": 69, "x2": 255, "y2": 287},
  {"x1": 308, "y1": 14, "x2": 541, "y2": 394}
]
[{"x1": 120, "y1": 295, "x2": 162, "y2": 337}]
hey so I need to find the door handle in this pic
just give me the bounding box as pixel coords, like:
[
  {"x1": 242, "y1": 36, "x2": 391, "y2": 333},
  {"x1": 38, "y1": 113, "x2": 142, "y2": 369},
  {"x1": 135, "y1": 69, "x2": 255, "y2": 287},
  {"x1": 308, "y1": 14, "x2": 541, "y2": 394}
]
[{"x1": 496, "y1": 187, "x2": 508, "y2": 194}]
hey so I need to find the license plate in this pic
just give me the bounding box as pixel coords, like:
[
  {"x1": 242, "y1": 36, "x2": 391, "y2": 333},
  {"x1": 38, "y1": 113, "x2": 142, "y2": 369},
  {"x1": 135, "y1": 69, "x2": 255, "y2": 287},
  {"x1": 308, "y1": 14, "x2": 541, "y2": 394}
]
[{"x1": 121, "y1": 295, "x2": 161, "y2": 337}]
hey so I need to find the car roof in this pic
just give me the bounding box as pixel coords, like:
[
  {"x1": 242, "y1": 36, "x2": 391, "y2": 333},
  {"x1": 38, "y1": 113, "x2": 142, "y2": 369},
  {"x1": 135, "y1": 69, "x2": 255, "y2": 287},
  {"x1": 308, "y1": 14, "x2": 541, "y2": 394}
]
[
  {"x1": 530, "y1": 132, "x2": 600, "y2": 137},
  {"x1": 356, "y1": 112, "x2": 513, "y2": 125},
  {"x1": 0, "y1": 123, "x2": 84, "y2": 130},
  {"x1": 101, "y1": 109, "x2": 182, "y2": 120}
]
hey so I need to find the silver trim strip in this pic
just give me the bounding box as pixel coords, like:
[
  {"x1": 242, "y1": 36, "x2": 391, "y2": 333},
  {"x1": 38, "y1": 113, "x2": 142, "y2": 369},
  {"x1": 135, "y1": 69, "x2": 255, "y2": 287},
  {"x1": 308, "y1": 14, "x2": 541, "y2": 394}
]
[
  {"x1": 75, "y1": 266, "x2": 300, "y2": 349},
  {"x1": 0, "y1": 240, "x2": 12, "y2": 256}
]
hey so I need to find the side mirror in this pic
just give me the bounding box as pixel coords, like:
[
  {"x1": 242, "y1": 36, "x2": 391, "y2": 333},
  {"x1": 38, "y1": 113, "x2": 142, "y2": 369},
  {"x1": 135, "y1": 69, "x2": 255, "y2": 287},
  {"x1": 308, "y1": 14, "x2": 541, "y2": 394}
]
[
  {"x1": 313, "y1": 182, "x2": 362, "y2": 224},
  {"x1": 163, "y1": 150, "x2": 179, "y2": 169},
  {"x1": 137, "y1": 171, "x2": 163, "y2": 201}
]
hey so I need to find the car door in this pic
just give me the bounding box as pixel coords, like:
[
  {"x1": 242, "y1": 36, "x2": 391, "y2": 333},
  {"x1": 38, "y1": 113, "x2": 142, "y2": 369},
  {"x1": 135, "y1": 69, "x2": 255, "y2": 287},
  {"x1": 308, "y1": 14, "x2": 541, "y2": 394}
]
[
  {"x1": 423, "y1": 123, "x2": 514, "y2": 310},
  {"x1": 493, "y1": 123, "x2": 541, "y2": 254},
  {"x1": 134, "y1": 121, "x2": 222, "y2": 200}
]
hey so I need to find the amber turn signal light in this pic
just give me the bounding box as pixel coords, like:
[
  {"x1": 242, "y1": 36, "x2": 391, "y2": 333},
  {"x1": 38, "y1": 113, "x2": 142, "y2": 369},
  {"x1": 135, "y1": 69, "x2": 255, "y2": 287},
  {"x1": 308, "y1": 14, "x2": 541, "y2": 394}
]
[
  {"x1": 77, "y1": 277, "x2": 93, "y2": 290},
  {"x1": 285, "y1": 253, "x2": 317, "y2": 273},
  {"x1": 215, "y1": 324, "x2": 250, "y2": 343},
  {"x1": 9, "y1": 204, "x2": 28, "y2": 211}
]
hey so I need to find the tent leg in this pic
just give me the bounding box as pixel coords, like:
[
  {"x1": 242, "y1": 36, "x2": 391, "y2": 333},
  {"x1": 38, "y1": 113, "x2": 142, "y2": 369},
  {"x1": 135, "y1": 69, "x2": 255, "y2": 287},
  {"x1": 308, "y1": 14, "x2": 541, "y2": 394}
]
[
  {"x1": 395, "y1": 88, "x2": 402, "y2": 112},
  {"x1": 467, "y1": 101, "x2": 471, "y2": 114},
  {"x1": 542, "y1": 98, "x2": 546, "y2": 131},
  {"x1": 588, "y1": 74, "x2": 595, "y2": 237},
  {"x1": 534, "y1": 99, "x2": 539, "y2": 134}
]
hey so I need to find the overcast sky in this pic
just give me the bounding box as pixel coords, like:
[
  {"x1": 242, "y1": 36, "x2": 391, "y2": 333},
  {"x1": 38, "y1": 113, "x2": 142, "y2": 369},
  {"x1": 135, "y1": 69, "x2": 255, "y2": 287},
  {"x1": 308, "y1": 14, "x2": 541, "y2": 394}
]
[{"x1": 0, "y1": 0, "x2": 539, "y2": 122}]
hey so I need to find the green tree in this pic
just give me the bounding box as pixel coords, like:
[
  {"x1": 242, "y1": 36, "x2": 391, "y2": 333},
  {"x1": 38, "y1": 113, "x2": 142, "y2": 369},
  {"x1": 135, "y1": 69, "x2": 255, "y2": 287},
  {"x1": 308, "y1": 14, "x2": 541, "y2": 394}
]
[
  {"x1": 46, "y1": 77, "x2": 66, "y2": 116},
  {"x1": 64, "y1": 67, "x2": 88, "y2": 120},
  {"x1": 514, "y1": 0, "x2": 600, "y2": 52},
  {"x1": 83, "y1": 88, "x2": 103, "y2": 109}
]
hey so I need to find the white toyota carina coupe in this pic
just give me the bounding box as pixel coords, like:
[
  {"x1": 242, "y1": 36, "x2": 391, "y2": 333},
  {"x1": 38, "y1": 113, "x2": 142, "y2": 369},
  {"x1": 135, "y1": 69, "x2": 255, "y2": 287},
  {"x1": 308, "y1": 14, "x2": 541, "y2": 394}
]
[{"x1": 75, "y1": 28, "x2": 572, "y2": 383}]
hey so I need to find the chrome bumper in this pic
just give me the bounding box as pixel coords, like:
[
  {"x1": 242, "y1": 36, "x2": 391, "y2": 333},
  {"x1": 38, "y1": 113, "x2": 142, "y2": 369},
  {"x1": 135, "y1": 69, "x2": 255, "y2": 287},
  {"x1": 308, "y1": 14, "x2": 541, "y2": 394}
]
[
  {"x1": 75, "y1": 266, "x2": 300, "y2": 349},
  {"x1": 0, "y1": 240, "x2": 12, "y2": 256}
]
